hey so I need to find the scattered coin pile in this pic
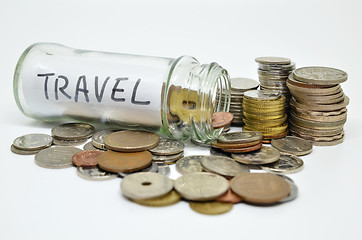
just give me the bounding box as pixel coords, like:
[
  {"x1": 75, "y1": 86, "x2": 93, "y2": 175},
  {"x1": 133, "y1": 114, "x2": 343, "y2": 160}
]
[
  {"x1": 242, "y1": 90, "x2": 288, "y2": 143},
  {"x1": 255, "y1": 57, "x2": 295, "y2": 112},
  {"x1": 287, "y1": 66, "x2": 349, "y2": 146}
]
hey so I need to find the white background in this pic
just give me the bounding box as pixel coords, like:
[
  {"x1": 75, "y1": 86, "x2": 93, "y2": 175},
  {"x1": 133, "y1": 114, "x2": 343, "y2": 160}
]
[{"x1": 1, "y1": 0, "x2": 362, "y2": 240}]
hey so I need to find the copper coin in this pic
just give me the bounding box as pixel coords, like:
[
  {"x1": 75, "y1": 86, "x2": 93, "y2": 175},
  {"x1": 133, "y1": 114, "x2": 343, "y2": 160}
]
[
  {"x1": 216, "y1": 180, "x2": 243, "y2": 204},
  {"x1": 221, "y1": 143, "x2": 262, "y2": 153},
  {"x1": 230, "y1": 173, "x2": 290, "y2": 204},
  {"x1": 72, "y1": 150, "x2": 102, "y2": 167},
  {"x1": 97, "y1": 150, "x2": 152, "y2": 173},
  {"x1": 104, "y1": 130, "x2": 159, "y2": 152},
  {"x1": 211, "y1": 139, "x2": 262, "y2": 149},
  {"x1": 211, "y1": 112, "x2": 234, "y2": 129}
]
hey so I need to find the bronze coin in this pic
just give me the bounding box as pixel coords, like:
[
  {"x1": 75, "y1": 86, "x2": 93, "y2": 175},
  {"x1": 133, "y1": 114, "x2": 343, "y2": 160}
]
[
  {"x1": 221, "y1": 143, "x2": 262, "y2": 153},
  {"x1": 104, "y1": 130, "x2": 159, "y2": 152},
  {"x1": 216, "y1": 180, "x2": 243, "y2": 204},
  {"x1": 72, "y1": 150, "x2": 102, "y2": 167},
  {"x1": 211, "y1": 139, "x2": 262, "y2": 149},
  {"x1": 230, "y1": 173, "x2": 290, "y2": 204},
  {"x1": 98, "y1": 150, "x2": 152, "y2": 173},
  {"x1": 211, "y1": 112, "x2": 234, "y2": 129}
]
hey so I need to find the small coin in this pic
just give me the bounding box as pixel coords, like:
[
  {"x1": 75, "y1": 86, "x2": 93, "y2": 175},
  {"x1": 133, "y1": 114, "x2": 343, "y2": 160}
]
[
  {"x1": 200, "y1": 156, "x2": 250, "y2": 178},
  {"x1": 92, "y1": 129, "x2": 118, "y2": 150},
  {"x1": 277, "y1": 175, "x2": 298, "y2": 203},
  {"x1": 35, "y1": 146, "x2": 82, "y2": 169},
  {"x1": 293, "y1": 66, "x2": 348, "y2": 85},
  {"x1": 311, "y1": 135, "x2": 345, "y2": 146},
  {"x1": 121, "y1": 172, "x2": 174, "y2": 200},
  {"x1": 210, "y1": 148, "x2": 231, "y2": 158},
  {"x1": 175, "y1": 155, "x2": 205, "y2": 175},
  {"x1": 152, "y1": 151, "x2": 184, "y2": 162},
  {"x1": 13, "y1": 133, "x2": 53, "y2": 151},
  {"x1": 216, "y1": 180, "x2": 243, "y2": 204},
  {"x1": 255, "y1": 56, "x2": 291, "y2": 65},
  {"x1": 221, "y1": 143, "x2": 262, "y2": 153},
  {"x1": 76, "y1": 167, "x2": 118, "y2": 181},
  {"x1": 98, "y1": 150, "x2": 152, "y2": 173},
  {"x1": 83, "y1": 142, "x2": 104, "y2": 151},
  {"x1": 211, "y1": 139, "x2": 262, "y2": 149},
  {"x1": 259, "y1": 62, "x2": 295, "y2": 71},
  {"x1": 217, "y1": 131, "x2": 263, "y2": 144},
  {"x1": 104, "y1": 130, "x2": 159, "y2": 152},
  {"x1": 11, "y1": 144, "x2": 40, "y2": 155},
  {"x1": 231, "y1": 146, "x2": 280, "y2": 165},
  {"x1": 230, "y1": 173, "x2": 290, "y2": 204},
  {"x1": 156, "y1": 163, "x2": 171, "y2": 176},
  {"x1": 261, "y1": 153, "x2": 304, "y2": 174},
  {"x1": 118, "y1": 162, "x2": 158, "y2": 178},
  {"x1": 189, "y1": 201, "x2": 233, "y2": 215},
  {"x1": 51, "y1": 122, "x2": 95, "y2": 140},
  {"x1": 131, "y1": 190, "x2": 181, "y2": 207},
  {"x1": 52, "y1": 137, "x2": 88, "y2": 146},
  {"x1": 148, "y1": 137, "x2": 185, "y2": 156},
  {"x1": 244, "y1": 89, "x2": 281, "y2": 101},
  {"x1": 230, "y1": 78, "x2": 259, "y2": 91},
  {"x1": 72, "y1": 150, "x2": 102, "y2": 167},
  {"x1": 174, "y1": 172, "x2": 229, "y2": 201},
  {"x1": 211, "y1": 112, "x2": 234, "y2": 129},
  {"x1": 271, "y1": 136, "x2": 313, "y2": 156}
]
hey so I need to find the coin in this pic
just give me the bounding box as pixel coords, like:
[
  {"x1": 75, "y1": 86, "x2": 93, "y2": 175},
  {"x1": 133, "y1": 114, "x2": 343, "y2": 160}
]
[
  {"x1": 76, "y1": 167, "x2": 118, "y2": 181},
  {"x1": 255, "y1": 57, "x2": 291, "y2": 65},
  {"x1": 156, "y1": 163, "x2": 171, "y2": 176},
  {"x1": 259, "y1": 62, "x2": 295, "y2": 71},
  {"x1": 277, "y1": 175, "x2": 298, "y2": 203},
  {"x1": 293, "y1": 66, "x2": 348, "y2": 85},
  {"x1": 131, "y1": 190, "x2": 181, "y2": 207},
  {"x1": 11, "y1": 144, "x2": 40, "y2": 155},
  {"x1": 230, "y1": 173, "x2": 290, "y2": 204},
  {"x1": 189, "y1": 201, "x2": 233, "y2": 215},
  {"x1": 174, "y1": 172, "x2": 229, "y2": 201},
  {"x1": 118, "y1": 162, "x2": 158, "y2": 178},
  {"x1": 230, "y1": 78, "x2": 259, "y2": 91},
  {"x1": 152, "y1": 151, "x2": 184, "y2": 162},
  {"x1": 260, "y1": 153, "x2": 304, "y2": 174},
  {"x1": 221, "y1": 143, "x2": 262, "y2": 153},
  {"x1": 217, "y1": 131, "x2": 263, "y2": 144},
  {"x1": 83, "y1": 142, "x2": 104, "y2": 151},
  {"x1": 104, "y1": 130, "x2": 159, "y2": 152},
  {"x1": 97, "y1": 150, "x2": 152, "y2": 173},
  {"x1": 52, "y1": 137, "x2": 88, "y2": 146},
  {"x1": 200, "y1": 156, "x2": 250, "y2": 178},
  {"x1": 72, "y1": 150, "x2": 102, "y2": 167},
  {"x1": 216, "y1": 180, "x2": 243, "y2": 204},
  {"x1": 290, "y1": 96, "x2": 349, "y2": 112},
  {"x1": 244, "y1": 90, "x2": 281, "y2": 101},
  {"x1": 121, "y1": 172, "x2": 174, "y2": 200},
  {"x1": 51, "y1": 122, "x2": 95, "y2": 140},
  {"x1": 231, "y1": 146, "x2": 280, "y2": 165},
  {"x1": 35, "y1": 146, "x2": 82, "y2": 169},
  {"x1": 211, "y1": 139, "x2": 262, "y2": 149},
  {"x1": 13, "y1": 133, "x2": 53, "y2": 151},
  {"x1": 210, "y1": 148, "x2": 231, "y2": 158},
  {"x1": 211, "y1": 112, "x2": 234, "y2": 129},
  {"x1": 175, "y1": 155, "x2": 205, "y2": 175},
  {"x1": 91, "y1": 129, "x2": 118, "y2": 150},
  {"x1": 148, "y1": 137, "x2": 185, "y2": 156},
  {"x1": 271, "y1": 136, "x2": 313, "y2": 156}
]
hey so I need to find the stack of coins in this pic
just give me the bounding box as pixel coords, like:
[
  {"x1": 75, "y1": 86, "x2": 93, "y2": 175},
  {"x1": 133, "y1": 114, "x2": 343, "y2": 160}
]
[
  {"x1": 255, "y1": 57, "x2": 295, "y2": 112},
  {"x1": 148, "y1": 137, "x2": 185, "y2": 164},
  {"x1": 242, "y1": 90, "x2": 288, "y2": 142},
  {"x1": 215, "y1": 78, "x2": 259, "y2": 126},
  {"x1": 51, "y1": 122, "x2": 95, "y2": 145},
  {"x1": 11, "y1": 133, "x2": 53, "y2": 155},
  {"x1": 287, "y1": 67, "x2": 349, "y2": 146}
]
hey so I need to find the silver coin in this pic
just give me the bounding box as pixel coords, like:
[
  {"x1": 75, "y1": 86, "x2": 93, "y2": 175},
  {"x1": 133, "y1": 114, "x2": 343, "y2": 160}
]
[
  {"x1": 277, "y1": 175, "x2": 298, "y2": 203},
  {"x1": 91, "y1": 129, "x2": 117, "y2": 150},
  {"x1": 156, "y1": 163, "x2": 170, "y2": 176},
  {"x1": 217, "y1": 131, "x2": 263, "y2": 144},
  {"x1": 149, "y1": 137, "x2": 185, "y2": 156},
  {"x1": 175, "y1": 172, "x2": 229, "y2": 201},
  {"x1": 293, "y1": 66, "x2": 348, "y2": 85},
  {"x1": 118, "y1": 162, "x2": 158, "y2": 178},
  {"x1": 232, "y1": 146, "x2": 280, "y2": 165},
  {"x1": 271, "y1": 136, "x2": 313, "y2": 156},
  {"x1": 230, "y1": 78, "x2": 259, "y2": 91},
  {"x1": 259, "y1": 62, "x2": 296, "y2": 71},
  {"x1": 52, "y1": 137, "x2": 88, "y2": 146},
  {"x1": 152, "y1": 151, "x2": 184, "y2": 162},
  {"x1": 175, "y1": 155, "x2": 205, "y2": 175},
  {"x1": 77, "y1": 167, "x2": 118, "y2": 181},
  {"x1": 121, "y1": 172, "x2": 174, "y2": 200},
  {"x1": 51, "y1": 122, "x2": 95, "y2": 140},
  {"x1": 35, "y1": 146, "x2": 82, "y2": 169},
  {"x1": 255, "y1": 56, "x2": 291, "y2": 65},
  {"x1": 13, "y1": 133, "x2": 53, "y2": 151},
  {"x1": 11, "y1": 144, "x2": 40, "y2": 155},
  {"x1": 244, "y1": 89, "x2": 281, "y2": 101},
  {"x1": 260, "y1": 153, "x2": 304, "y2": 174},
  {"x1": 200, "y1": 156, "x2": 250, "y2": 178},
  {"x1": 210, "y1": 148, "x2": 231, "y2": 158},
  {"x1": 83, "y1": 142, "x2": 104, "y2": 151}
]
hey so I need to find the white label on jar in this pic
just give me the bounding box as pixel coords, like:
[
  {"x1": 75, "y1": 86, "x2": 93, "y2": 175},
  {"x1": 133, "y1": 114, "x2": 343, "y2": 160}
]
[{"x1": 20, "y1": 49, "x2": 172, "y2": 127}]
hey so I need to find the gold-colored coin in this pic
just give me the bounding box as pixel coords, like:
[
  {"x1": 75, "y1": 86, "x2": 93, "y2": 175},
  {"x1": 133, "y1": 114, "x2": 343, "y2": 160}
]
[
  {"x1": 243, "y1": 111, "x2": 285, "y2": 120},
  {"x1": 243, "y1": 105, "x2": 285, "y2": 113},
  {"x1": 131, "y1": 190, "x2": 181, "y2": 207},
  {"x1": 243, "y1": 114, "x2": 287, "y2": 128},
  {"x1": 243, "y1": 122, "x2": 288, "y2": 133},
  {"x1": 189, "y1": 201, "x2": 233, "y2": 215}
]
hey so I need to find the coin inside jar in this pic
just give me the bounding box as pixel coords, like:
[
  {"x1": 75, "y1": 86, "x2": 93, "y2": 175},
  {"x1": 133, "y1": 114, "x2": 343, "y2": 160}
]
[{"x1": 211, "y1": 112, "x2": 234, "y2": 129}]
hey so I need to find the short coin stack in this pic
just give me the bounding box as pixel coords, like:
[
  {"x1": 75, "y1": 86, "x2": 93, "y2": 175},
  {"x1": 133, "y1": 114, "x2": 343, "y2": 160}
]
[
  {"x1": 287, "y1": 66, "x2": 349, "y2": 146},
  {"x1": 51, "y1": 122, "x2": 95, "y2": 146},
  {"x1": 211, "y1": 131, "x2": 263, "y2": 154},
  {"x1": 148, "y1": 137, "x2": 185, "y2": 164},
  {"x1": 255, "y1": 57, "x2": 295, "y2": 112},
  {"x1": 242, "y1": 90, "x2": 288, "y2": 142}
]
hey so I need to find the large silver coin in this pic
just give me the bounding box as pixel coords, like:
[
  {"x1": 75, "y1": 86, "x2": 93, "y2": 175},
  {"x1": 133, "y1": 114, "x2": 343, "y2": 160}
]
[
  {"x1": 200, "y1": 156, "x2": 250, "y2": 178},
  {"x1": 230, "y1": 78, "x2": 259, "y2": 91},
  {"x1": 271, "y1": 136, "x2": 313, "y2": 156},
  {"x1": 261, "y1": 153, "x2": 304, "y2": 174},
  {"x1": 35, "y1": 146, "x2": 82, "y2": 169},
  {"x1": 149, "y1": 137, "x2": 185, "y2": 156},
  {"x1": 91, "y1": 129, "x2": 118, "y2": 150},
  {"x1": 121, "y1": 172, "x2": 174, "y2": 200},
  {"x1": 293, "y1": 66, "x2": 348, "y2": 85},
  {"x1": 77, "y1": 167, "x2": 118, "y2": 181},
  {"x1": 217, "y1": 131, "x2": 263, "y2": 144},
  {"x1": 51, "y1": 122, "x2": 95, "y2": 140},
  {"x1": 156, "y1": 163, "x2": 171, "y2": 176},
  {"x1": 118, "y1": 162, "x2": 158, "y2": 178},
  {"x1": 175, "y1": 155, "x2": 205, "y2": 175},
  {"x1": 232, "y1": 146, "x2": 280, "y2": 165},
  {"x1": 174, "y1": 172, "x2": 229, "y2": 201},
  {"x1": 277, "y1": 175, "x2": 298, "y2": 203},
  {"x1": 244, "y1": 89, "x2": 281, "y2": 101},
  {"x1": 13, "y1": 133, "x2": 53, "y2": 151}
]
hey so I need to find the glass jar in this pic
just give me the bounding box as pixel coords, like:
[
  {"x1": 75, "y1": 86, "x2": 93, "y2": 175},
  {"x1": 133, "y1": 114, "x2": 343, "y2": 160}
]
[{"x1": 13, "y1": 43, "x2": 230, "y2": 143}]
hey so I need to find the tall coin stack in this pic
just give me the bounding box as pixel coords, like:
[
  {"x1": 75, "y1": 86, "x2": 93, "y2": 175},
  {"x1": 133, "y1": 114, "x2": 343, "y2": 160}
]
[
  {"x1": 242, "y1": 90, "x2": 289, "y2": 143},
  {"x1": 255, "y1": 57, "x2": 295, "y2": 112},
  {"x1": 287, "y1": 66, "x2": 349, "y2": 146}
]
